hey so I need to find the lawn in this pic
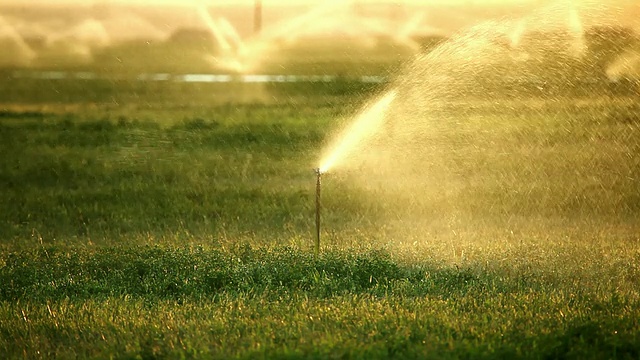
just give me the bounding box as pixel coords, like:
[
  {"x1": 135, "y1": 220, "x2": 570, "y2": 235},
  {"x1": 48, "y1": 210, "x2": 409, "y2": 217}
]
[{"x1": 0, "y1": 79, "x2": 638, "y2": 359}]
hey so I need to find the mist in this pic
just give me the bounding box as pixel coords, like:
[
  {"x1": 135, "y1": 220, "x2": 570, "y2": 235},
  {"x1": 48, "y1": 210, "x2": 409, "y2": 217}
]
[{"x1": 0, "y1": 1, "x2": 636, "y2": 74}]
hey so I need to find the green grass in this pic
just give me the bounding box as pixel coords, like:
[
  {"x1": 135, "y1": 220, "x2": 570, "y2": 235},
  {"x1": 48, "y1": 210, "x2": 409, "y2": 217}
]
[
  {"x1": 0, "y1": 101, "x2": 342, "y2": 243},
  {"x1": 1, "y1": 244, "x2": 638, "y2": 359},
  {"x1": 0, "y1": 80, "x2": 639, "y2": 359}
]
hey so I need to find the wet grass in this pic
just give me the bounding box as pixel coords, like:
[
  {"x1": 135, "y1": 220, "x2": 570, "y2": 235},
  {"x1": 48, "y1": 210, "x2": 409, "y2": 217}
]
[{"x1": 0, "y1": 84, "x2": 639, "y2": 359}]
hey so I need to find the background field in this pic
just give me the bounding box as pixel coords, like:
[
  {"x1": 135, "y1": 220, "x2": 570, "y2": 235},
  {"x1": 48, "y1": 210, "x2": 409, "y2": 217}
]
[{"x1": 0, "y1": 79, "x2": 639, "y2": 359}]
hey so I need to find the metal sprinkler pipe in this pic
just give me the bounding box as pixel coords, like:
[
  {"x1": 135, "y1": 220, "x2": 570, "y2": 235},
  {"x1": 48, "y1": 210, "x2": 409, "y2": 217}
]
[{"x1": 314, "y1": 168, "x2": 322, "y2": 256}]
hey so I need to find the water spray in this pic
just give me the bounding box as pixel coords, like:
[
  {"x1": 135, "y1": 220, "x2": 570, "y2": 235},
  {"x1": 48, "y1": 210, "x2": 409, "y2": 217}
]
[{"x1": 314, "y1": 167, "x2": 322, "y2": 256}]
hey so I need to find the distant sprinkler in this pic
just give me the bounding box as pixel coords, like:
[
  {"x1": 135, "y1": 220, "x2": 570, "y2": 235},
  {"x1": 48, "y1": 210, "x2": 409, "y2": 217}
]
[
  {"x1": 254, "y1": 0, "x2": 262, "y2": 34},
  {"x1": 314, "y1": 167, "x2": 322, "y2": 256}
]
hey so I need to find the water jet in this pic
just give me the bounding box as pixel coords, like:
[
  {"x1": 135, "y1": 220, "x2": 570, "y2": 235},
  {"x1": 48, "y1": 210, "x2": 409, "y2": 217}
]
[{"x1": 319, "y1": 89, "x2": 397, "y2": 174}]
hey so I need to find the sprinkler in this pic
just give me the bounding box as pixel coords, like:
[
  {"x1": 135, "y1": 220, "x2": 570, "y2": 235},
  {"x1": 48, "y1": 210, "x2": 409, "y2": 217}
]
[{"x1": 314, "y1": 168, "x2": 322, "y2": 255}]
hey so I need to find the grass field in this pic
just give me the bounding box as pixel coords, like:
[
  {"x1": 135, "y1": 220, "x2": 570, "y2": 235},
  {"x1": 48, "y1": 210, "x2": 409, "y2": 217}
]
[{"x1": 0, "y1": 79, "x2": 639, "y2": 359}]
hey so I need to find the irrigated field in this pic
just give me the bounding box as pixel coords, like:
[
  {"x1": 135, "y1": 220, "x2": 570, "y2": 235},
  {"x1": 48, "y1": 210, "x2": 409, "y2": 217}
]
[{"x1": 0, "y1": 80, "x2": 638, "y2": 359}]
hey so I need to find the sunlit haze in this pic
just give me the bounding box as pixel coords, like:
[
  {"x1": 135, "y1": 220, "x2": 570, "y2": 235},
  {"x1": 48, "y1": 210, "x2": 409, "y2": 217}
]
[
  {"x1": 1, "y1": 0, "x2": 639, "y2": 356},
  {"x1": 3, "y1": 0, "x2": 543, "y2": 5}
]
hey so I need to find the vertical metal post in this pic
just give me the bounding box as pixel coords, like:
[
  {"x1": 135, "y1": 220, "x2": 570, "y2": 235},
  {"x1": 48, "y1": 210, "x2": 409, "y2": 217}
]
[
  {"x1": 254, "y1": 0, "x2": 262, "y2": 34},
  {"x1": 314, "y1": 168, "x2": 321, "y2": 256}
]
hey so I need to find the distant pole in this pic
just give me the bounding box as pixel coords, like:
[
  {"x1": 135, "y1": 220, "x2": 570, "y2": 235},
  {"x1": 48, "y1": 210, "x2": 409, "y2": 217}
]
[
  {"x1": 254, "y1": 0, "x2": 262, "y2": 34},
  {"x1": 314, "y1": 168, "x2": 321, "y2": 256}
]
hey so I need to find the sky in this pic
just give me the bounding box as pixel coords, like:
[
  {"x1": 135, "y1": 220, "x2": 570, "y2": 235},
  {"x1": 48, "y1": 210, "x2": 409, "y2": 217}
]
[
  {"x1": 1, "y1": 0, "x2": 542, "y2": 4},
  {"x1": 1, "y1": 0, "x2": 636, "y2": 17}
]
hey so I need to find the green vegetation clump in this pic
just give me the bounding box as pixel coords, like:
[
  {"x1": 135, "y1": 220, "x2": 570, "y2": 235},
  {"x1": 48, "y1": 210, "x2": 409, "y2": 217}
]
[{"x1": 1, "y1": 246, "x2": 404, "y2": 302}]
